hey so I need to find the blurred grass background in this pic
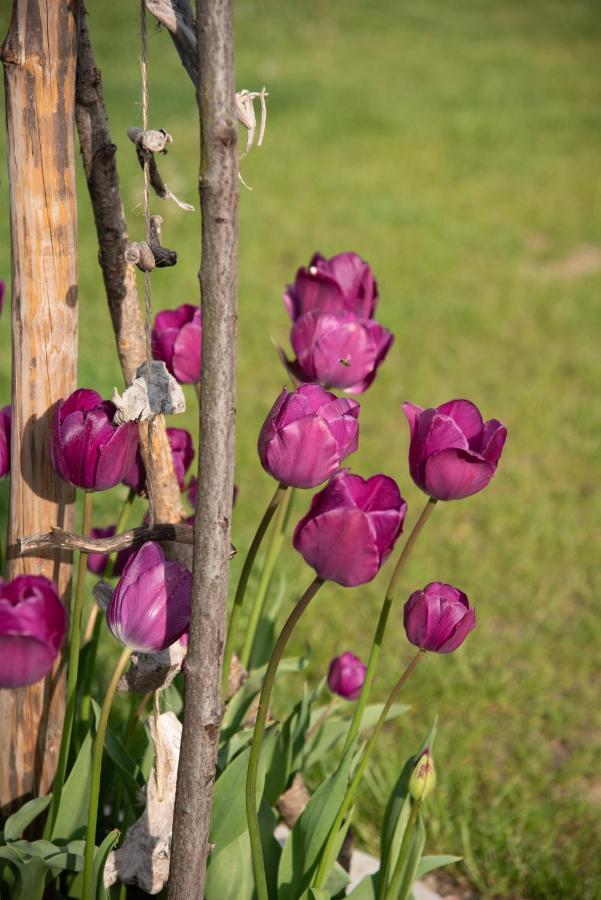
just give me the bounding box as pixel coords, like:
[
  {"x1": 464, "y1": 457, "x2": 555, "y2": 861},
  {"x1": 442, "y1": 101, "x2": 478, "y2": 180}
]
[{"x1": 1, "y1": 1, "x2": 601, "y2": 897}]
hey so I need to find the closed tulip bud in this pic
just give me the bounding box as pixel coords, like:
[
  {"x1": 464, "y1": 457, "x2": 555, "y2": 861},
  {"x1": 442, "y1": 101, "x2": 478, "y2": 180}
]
[
  {"x1": 106, "y1": 542, "x2": 192, "y2": 652},
  {"x1": 402, "y1": 399, "x2": 507, "y2": 501},
  {"x1": 404, "y1": 582, "x2": 476, "y2": 653},
  {"x1": 152, "y1": 304, "x2": 201, "y2": 384},
  {"x1": 293, "y1": 469, "x2": 407, "y2": 586},
  {"x1": 258, "y1": 384, "x2": 360, "y2": 489},
  {"x1": 0, "y1": 575, "x2": 67, "y2": 687},
  {"x1": 409, "y1": 748, "x2": 436, "y2": 801},
  {"x1": 51, "y1": 389, "x2": 138, "y2": 492},
  {"x1": 123, "y1": 426, "x2": 195, "y2": 495},
  {"x1": 289, "y1": 311, "x2": 393, "y2": 394},
  {"x1": 0, "y1": 405, "x2": 11, "y2": 479},
  {"x1": 284, "y1": 251, "x2": 378, "y2": 321},
  {"x1": 87, "y1": 526, "x2": 134, "y2": 578},
  {"x1": 327, "y1": 651, "x2": 367, "y2": 700}
]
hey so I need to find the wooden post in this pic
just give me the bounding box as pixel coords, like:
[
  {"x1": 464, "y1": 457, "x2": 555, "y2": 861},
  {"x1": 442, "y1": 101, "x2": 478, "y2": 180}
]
[
  {"x1": 0, "y1": 0, "x2": 78, "y2": 812},
  {"x1": 168, "y1": 0, "x2": 238, "y2": 895}
]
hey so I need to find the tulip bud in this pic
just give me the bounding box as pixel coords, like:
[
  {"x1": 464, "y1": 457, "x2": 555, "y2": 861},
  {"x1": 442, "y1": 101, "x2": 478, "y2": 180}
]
[
  {"x1": 0, "y1": 575, "x2": 67, "y2": 687},
  {"x1": 289, "y1": 311, "x2": 393, "y2": 394},
  {"x1": 404, "y1": 582, "x2": 476, "y2": 653},
  {"x1": 284, "y1": 251, "x2": 378, "y2": 321},
  {"x1": 0, "y1": 405, "x2": 11, "y2": 480},
  {"x1": 402, "y1": 399, "x2": 507, "y2": 501},
  {"x1": 409, "y1": 748, "x2": 436, "y2": 801},
  {"x1": 293, "y1": 469, "x2": 407, "y2": 586},
  {"x1": 106, "y1": 542, "x2": 192, "y2": 652},
  {"x1": 123, "y1": 426, "x2": 195, "y2": 495},
  {"x1": 327, "y1": 651, "x2": 366, "y2": 700},
  {"x1": 258, "y1": 384, "x2": 360, "y2": 489},
  {"x1": 51, "y1": 389, "x2": 138, "y2": 492},
  {"x1": 152, "y1": 304, "x2": 201, "y2": 384},
  {"x1": 87, "y1": 526, "x2": 134, "y2": 578}
]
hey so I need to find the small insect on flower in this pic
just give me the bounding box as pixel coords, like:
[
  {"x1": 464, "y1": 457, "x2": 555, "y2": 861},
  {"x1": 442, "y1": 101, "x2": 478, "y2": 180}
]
[{"x1": 339, "y1": 358, "x2": 351, "y2": 367}]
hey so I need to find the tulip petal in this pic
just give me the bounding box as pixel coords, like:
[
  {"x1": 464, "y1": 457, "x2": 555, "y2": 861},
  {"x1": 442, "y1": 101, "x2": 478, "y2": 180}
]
[
  {"x1": 294, "y1": 507, "x2": 380, "y2": 587},
  {"x1": 265, "y1": 416, "x2": 341, "y2": 488},
  {"x1": 0, "y1": 635, "x2": 56, "y2": 687},
  {"x1": 172, "y1": 317, "x2": 202, "y2": 383},
  {"x1": 437, "y1": 606, "x2": 476, "y2": 653},
  {"x1": 437, "y1": 399, "x2": 484, "y2": 441},
  {"x1": 401, "y1": 402, "x2": 423, "y2": 439},
  {"x1": 424, "y1": 448, "x2": 495, "y2": 500},
  {"x1": 422, "y1": 582, "x2": 468, "y2": 607},
  {"x1": 480, "y1": 420, "x2": 507, "y2": 465}
]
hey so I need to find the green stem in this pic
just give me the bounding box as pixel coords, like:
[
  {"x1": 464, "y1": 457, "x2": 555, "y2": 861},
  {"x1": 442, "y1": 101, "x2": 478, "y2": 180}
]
[
  {"x1": 44, "y1": 490, "x2": 95, "y2": 839},
  {"x1": 384, "y1": 798, "x2": 422, "y2": 900},
  {"x1": 82, "y1": 646, "x2": 132, "y2": 899},
  {"x1": 246, "y1": 576, "x2": 324, "y2": 900},
  {"x1": 343, "y1": 497, "x2": 437, "y2": 754},
  {"x1": 112, "y1": 691, "x2": 151, "y2": 823},
  {"x1": 240, "y1": 487, "x2": 293, "y2": 669},
  {"x1": 193, "y1": 380, "x2": 201, "y2": 405},
  {"x1": 222, "y1": 481, "x2": 288, "y2": 697},
  {"x1": 313, "y1": 650, "x2": 423, "y2": 889}
]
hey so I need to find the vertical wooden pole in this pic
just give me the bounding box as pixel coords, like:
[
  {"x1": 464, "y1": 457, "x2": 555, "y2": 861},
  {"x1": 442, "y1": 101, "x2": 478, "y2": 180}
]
[{"x1": 0, "y1": 0, "x2": 78, "y2": 812}]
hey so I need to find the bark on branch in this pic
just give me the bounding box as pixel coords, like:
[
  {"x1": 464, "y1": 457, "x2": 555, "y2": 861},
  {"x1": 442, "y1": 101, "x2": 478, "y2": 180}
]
[{"x1": 167, "y1": 0, "x2": 238, "y2": 895}]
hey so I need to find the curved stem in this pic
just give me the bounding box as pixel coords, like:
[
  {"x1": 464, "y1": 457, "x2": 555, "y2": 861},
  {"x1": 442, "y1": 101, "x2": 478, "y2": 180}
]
[
  {"x1": 240, "y1": 487, "x2": 293, "y2": 669},
  {"x1": 384, "y1": 798, "x2": 422, "y2": 900},
  {"x1": 246, "y1": 576, "x2": 324, "y2": 900},
  {"x1": 314, "y1": 650, "x2": 424, "y2": 889},
  {"x1": 44, "y1": 490, "x2": 95, "y2": 839},
  {"x1": 82, "y1": 645, "x2": 132, "y2": 899},
  {"x1": 222, "y1": 481, "x2": 288, "y2": 697},
  {"x1": 343, "y1": 497, "x2": 437, "y2": 754}
]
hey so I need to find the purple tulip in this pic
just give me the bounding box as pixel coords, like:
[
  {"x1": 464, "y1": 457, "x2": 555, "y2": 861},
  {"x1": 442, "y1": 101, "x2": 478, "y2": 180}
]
[
  {"x1": 0, "y1": 575, "x2": 67, "y2": 688},
  {"x1": 284, "y1": 251, "x2": 378, "y2": 321},
  {"x1": 0, "y1": 405, "x2": 11, "y2": 480},
  {"x1": 404, "y1": 582, "x2": 476, "y2": 653},
  {"x1": 51, "y1": 389, "x2": 138, "y2": 492},
  {"x1": 258, "y1": 384, "x2": 360, "y2": 489},
  {"x1": 289, "y1": 311, "x2": 393, "y2": 394},
  {"x1": 152, "y1": 304, "x2": 201, "y2": 384},
  {"x1": 402, "y1": 399, "x2": 507, "y2": 501},
  {"x1": 293, "y1": 469, "x2": 407, "y2": 586},
  {"x1": 327, "y1": 651, "x2": 367, "y2": 700},
  {"x1": 87, "y1": 526, "x2": 134, "y2": 578},
  {"x1": 123, "y1": 427, "x2": 195, "y2": 495},
  {"x1": 106, "y1": 542, "x2": 192, "y2": 652}
]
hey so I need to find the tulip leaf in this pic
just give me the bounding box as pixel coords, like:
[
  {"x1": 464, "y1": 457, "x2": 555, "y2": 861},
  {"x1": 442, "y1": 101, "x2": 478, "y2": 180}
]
[
  {"x1": 302, "y1": 702, "x2": 408, "y2": 772},
  {"x1": 205, "y1": 802, "x2": 279, "y2": 900},
  {"x1": 3, "y1": 796, "x2": 52, "y2": 842},
  {"x1": 51, "y1": 728, "x2": 94, "y2": 841},
  {"x1": 0, "y1": 849, "x2": 49, "y2": 900},
  {"x1": 391, "y1": 813, "x2": 426, "y2": 900},
  {"x1": 277, "y1": 740, "x2": 356, "y2": 900},
  {"x1": 416, "y1": 854, "x2": 462, "y2": 877},
  {"x1": 299, "y1": 889, "x2": 332, "y2": 900},
  {"x1": 346, "y1": 873, "x2": 378, "y2": 898},
  {"x1": 90, "y1": 699, "x2": 143, "y2": 809}
]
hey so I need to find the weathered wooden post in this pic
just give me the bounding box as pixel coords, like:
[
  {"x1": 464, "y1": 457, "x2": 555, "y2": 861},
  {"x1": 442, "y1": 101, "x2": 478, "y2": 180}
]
[{"x1": 0, "y1": 0, "x2": 78, "y2": 811}]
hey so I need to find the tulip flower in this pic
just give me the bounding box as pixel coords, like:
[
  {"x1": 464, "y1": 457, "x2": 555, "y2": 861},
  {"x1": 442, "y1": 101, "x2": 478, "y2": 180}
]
[
  {"x1": 288, "y1": 311, "x2": 393, "y2": 394},
  {"x1": 293, "y1": 469, "x2": 407, "y2": 586},
  {"x1": 284, "y1": 251, "x2": 378, "y2": 321},
  {"x1": 402, "y1": 399, "x2": 507, "y2": 501},
  {"x1": 403, "y1": 582, "x2": 476, "y2": 653},
  {"x1": 106, "y1": 542, "x2": 192, "y2": 652},
  {"x1": 327, "y1": 651, "x2": 367, "y2": 700},
  {"x1": 0, "y1": 405, "x2": 10, "y2": 479},
  {"x1": 408, "y1": 747, "x2": 437, "y2": 801},
  {"x1": 0, "y1": 575, "x2": 67, "y2": 688},
  {"x1": 123, "y1": 426, "x2": 194, "y2": 495},
  {"x1": 51, "y1": 389, "x2": 138, "y2": 492},
  {"x1": 152, "y1": 304, "x2": 201, "y2": 384},
  {"x1": 86, "y1": 526, "x2": 134, "y2": 578},
  {"x1": 258, "y1": 384, "x2": 360, "y2": 489}
]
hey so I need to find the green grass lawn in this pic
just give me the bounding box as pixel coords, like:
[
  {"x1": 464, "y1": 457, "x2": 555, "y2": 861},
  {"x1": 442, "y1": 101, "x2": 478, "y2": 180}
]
[{"x1": 2, "y1": 1, "x2": 601, "y2": 896}]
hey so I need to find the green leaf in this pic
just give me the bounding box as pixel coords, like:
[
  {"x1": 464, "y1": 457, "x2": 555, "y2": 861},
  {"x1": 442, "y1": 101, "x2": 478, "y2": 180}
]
[
  {"x1": 393, "y1": 813, "x2": 426, "y2": 900},
  {"x1": 277, "y1": 741, "x2": 356, "y2": 900},
  {"x1": 3, "y1": 796, "x2": 52, "y2": 842},
  {"x1": 51, "y1": 728, "x2": 94, "y2": 841},
  {"x1": 205, "y1": 803, "x2": 279, "y2": 900},
  {"x1": 302, "y1": 702, "x2": 408, "y2": 771},
  {"x1": 416, "y1": 854, "x2": 462, "y2": 877},
  {"x1": 67, "y1": 829, "x2": 119, "y2": 900},
  {"x1": 299, "y1": 889, "x2": 331, "y2": 900},
  {"x1": 346, "y1": 873, "x2": 378, "y2": 898},
  {"x1": 0, "y1": 853, "x2": 48, "y2": 900}
]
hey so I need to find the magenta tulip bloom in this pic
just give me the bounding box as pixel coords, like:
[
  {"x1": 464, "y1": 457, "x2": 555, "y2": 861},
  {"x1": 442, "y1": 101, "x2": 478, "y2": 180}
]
[
  {"x1": 404, "y1": 582, "x2": 476, "y2": 653},
  {"x1": 123, "y1": 427, "x2": 194, "y2": 495},
  {"x1": 0, "y1": 575, "x2": 67, "y2": 687},
  {"x1": 402, "y1": 399, "x2": 507, "y2": 501},
  {"x1": 87, "y1": 526, "x2": 133, "y2": 578},
  {"x1": 0, "y1": 405, "x2": 11, "y2": 480},
  {"x1": 284, "y1": 251, "x2": 378, "y2": 321},
  {"x1": 293, "y1": 470, "x2": 407, "y2": 586},
  {"x1": 327, "y1": 651, "x2": 367, "y2": 700},
  {"x1": 106, "y1": 542, "x2": 192, "y2": 652},
  {"x1": 258, "y1": 384, "x2": 360, "y2": 488},
  {"x1": 289, "y1": 311, "x2": 393, "y2": 394},
  {"x1": 51, "y1": 389, "x2": 138, "y2": 492},
  {"x1": 152, "y1": 304, "x2": 201, "y2": 384}
]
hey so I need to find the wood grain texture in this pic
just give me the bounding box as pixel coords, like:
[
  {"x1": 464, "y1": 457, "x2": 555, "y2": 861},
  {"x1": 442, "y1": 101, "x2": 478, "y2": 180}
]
[
  {"x1": 0, "y1": 0, "x2": 78, "y2": 812},
  {"x1": 167, "y1": 0, "x2": 238, "y2": 895}
]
